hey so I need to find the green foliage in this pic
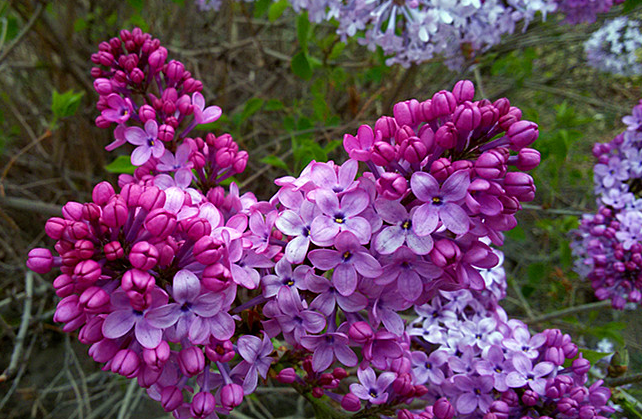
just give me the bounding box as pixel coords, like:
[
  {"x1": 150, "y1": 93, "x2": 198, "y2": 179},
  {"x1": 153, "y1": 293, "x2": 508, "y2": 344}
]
[
  {"x1": 291, "y1": 51, "x2": 313, "y2": 80},
  {"x1": 489, "y1": 48, "x2": 536, "y2": 84},
  {"x1": 105, "y1": 155, "x2": 136, "y2": 175},
  {"x1": 50, "y1": 89, "x2": 84, "y2": 128},
  {"x1": 268, "y1": 0, "x2": 289, "y2": 22},
  {"x1": 296, "y1": 12, "x2": 310, "y2": 53}
]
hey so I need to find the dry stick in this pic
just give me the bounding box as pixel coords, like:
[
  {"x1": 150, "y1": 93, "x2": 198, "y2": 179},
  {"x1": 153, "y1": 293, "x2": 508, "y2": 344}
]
[
  {"x1": 0, "y1": 195, "x2": 62, "y2": 216},
  {"x1": 0, "y1": 271, "x2": 33, "y2": 382},
  {"x1": 0, "y1": 130, "x2": 52, "y2": 195},
  {"x1": 524, "y1": 300, "x2": 612, "y2": 325},
  {"x1": 605, "y1": 372, "x2": 642, "y2": 387},
  {"x1": 0, "y1": 2, "x2": 43, "y2": 65},
  {"x1": 116, "y1": 379, "x2": 138, "y2": 419}
]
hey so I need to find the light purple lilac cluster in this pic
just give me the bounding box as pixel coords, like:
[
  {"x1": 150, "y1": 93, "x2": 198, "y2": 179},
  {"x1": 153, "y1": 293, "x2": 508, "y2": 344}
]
[
  {"x1": 197, "y1": 0, "x2": 557, "y2": 67},
  {"x1": 571, "y1": 100, "x2": 642, "y2": 309},
  {"x1": 584, "y1": 16, "x2": 642, "y2": 76},
  {"x1": 555, "y1": 0, "x2": 624, "y2": 25},
  {"x1": 406, "y1": 254, "x2": 615, "y2": 419}
]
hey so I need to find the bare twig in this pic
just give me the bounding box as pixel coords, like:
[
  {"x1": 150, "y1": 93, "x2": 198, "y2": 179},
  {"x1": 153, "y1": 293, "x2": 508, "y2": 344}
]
[
  {"x1": 605, "y1": 373, "x2": 642, "y2": 387},
  {"x1": 0, "y1": 271, "x2": 33, "y2": 382},
  {"x1": 0, "y1": 195, "x2": 62, "y2": 215},
  {"x1": 524, "y1": 300, "x2": 612, "y2": 325},
  {"x1": 117, "y1": 379, "x2": 138, "y2": 419},
  {"x1": 0, "y1": 129, "x2": 52, "y2": 194},
  {"x1": 0, "y1": 2, "x2": 43, "y2": 65}
]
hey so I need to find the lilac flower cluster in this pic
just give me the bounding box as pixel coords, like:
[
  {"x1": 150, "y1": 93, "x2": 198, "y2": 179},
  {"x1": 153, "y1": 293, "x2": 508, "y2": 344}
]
[
  {"x1": 584, "y1": 16, "x2": 642, "y2": 76},
  {"x1": 554, "y1": 0, "x2": 624, "y2": 25},
  {"x1": 407, "y1": 257, "x2": 615, "y2": 419},
  {"x1": 571, "y1": 100, "x2": 642, "y2": 309}
]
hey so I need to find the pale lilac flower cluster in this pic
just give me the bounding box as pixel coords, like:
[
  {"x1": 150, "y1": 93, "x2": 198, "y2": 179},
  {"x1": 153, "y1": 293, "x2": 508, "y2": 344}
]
[
  {"x1": 584, "y1": 16, "x2": 642, "y2": 76},
  {"x1": 571, "y1": 100, "x2": 642, "y2": 309},
  {"x1": 554, "y1": 0, "x2": 624, "y2": 25},
  {"x1": 407, "y1": 255, "x2": 614, "y2": 418}
]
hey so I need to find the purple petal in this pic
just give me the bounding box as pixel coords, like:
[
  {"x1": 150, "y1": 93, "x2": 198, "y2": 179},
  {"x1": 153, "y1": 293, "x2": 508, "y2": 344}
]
[
  {"x1": 201, "y1": 106, "x2": 222, "y2": 123},
  {"x1": 144, "y1": 120, "x2": 158, "y2": 138},
  {"x1": 341, "y1": 189, "x2": 369, "y2": 217},
  {"x1": 131, "y1": 146, "x2": 152, "y2": 166},
  {"x1": 456, "y1": 392, "x2": 478, "y2": 415},
  {"x1": 173, "y1": 270, "x2": 201, "y2": 303},
  {"x1": 440, "y1": 203, "x2": 470, "y2": 235},
  {"x1": 335, "y1": 344, "x2": 358, "y2": 367},
  {"x1": 512, "y1": 354, "x2": 532, "y2": 374},
  {"x1": 276, "y1": 211, "x2": 304, "y2": 236},
  {"x1": 336, "y1": 292, "x2": 367, "y2": 313},
  {"x1": 405, "y1": 231, "x2": 434, "y2": 255},
  {"x1": 505, "y1": 371, "x2": 527, "y2": 388},
  {"x1": 308, "y1": 249, "x2": 341, "y2": 270},
  {"x1": 333, "y1": 264, "x2": 358, "y2": 296},
  {"x1": 374, "y1": 199, "x2": 407, "y2": 224},
  {"x1": 135, "y1": 320, "x2": 162, "y2": 349},
  {"x1": 285, "y1": 236, "x2": 310, "y2": 264},
  {"x1": 352, "y1": 252, "x2": 382, "y2": 278},
  {"x1": 237, "y1": 335, "x2": 261, "y2": 361},
  {"x1": 192, "y1": 92, "x2": 205, "y2": 110},
  {"x1": 373, "y1": 226, "x2": 405, "y2": 254},
  {"x1": 188, "y1": 316, "x2": 210, "y2": 344},
  {"x1": 310, "y1": 163, "x2": 338, "y2": 189},
  {"x1": 312, "y1": 344, "x2": 334, "y2": 372},
  {"x1": 315, "y1": 189, "x2": 340, "y2": 216},
  {"x1": 192, "y1": 292, "x2": 224, "y2": 317},
  {"x1": 397, "y1": 270, "x2": 422, "y2": 302},
  {"x1": 338, "y1": 160, "x2": 358, "y2": 188},
  {"x1": 145, "y1": 304, "x2": 181, "y2": 328},
  {"x1": 441, "y1": 170, "x2": 470, "y2": 201},
  {"x1": 102, "y1": 310, "x2": 135, "y2": 339},
  {"x1": 350, "y1": 383, "x2": 370, "y2": 400},
  {"x1": 410, "y1": 172, "x2": 440, "y2": 201},
  {"x1": 124, "y1": 126, "x2": 148, "y2": 146},
  {"x1": 208, "y1": 312, "x2": 235, "y2": 340},
  {"x1": 310, "y1": 216, "x2": 340, "y2": 245},
  {"x1": 412, "y1": 204, "x2": 439, "y2": 236},
  {"x1": 242, "y1": 366, "x2": 258, "y2": 395},
  {"x1": 379, "y1": 308, "x2": 404, "y2": 336},
  {"x1": 301, "y1": 311, "x2": 326, "y2": 333},
  {"x1": 357, "y1": 367, "x2": 377, "y2": 387}
]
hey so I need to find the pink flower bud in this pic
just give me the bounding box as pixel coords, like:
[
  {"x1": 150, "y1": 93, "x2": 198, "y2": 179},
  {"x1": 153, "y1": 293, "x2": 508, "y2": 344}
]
[
  {"x1": 129, "y1": 67, "x2": 145, "y2": 84},
  {"x1": 557, "y1": 397, "x2": 578, "y2": 416},
  {"x1": 430, "y1": 239, "x2": 462, "y2": 268},
  {"x1": 54, "y1": 295, "x2": 83, "y2": 324},
  {"x1": 142, "y1": 340, "x2": 170, "y2": 370},
  {"x1": 522, "y1": 390, "x2": 539, "y2": 406},
  {"x1": 158, "y1": 124, "x2": 174, "y2": 142},
  {"x1": 375, "y1": 116, "x2": 398, "y2": 140},
  {"x1": 148, "y1": 47, "x2": 167, "y2": 70},
  {"x1": 102, "y1": 197, "x2": 128, "y2": 228},
  {"x1": 417, "y1": 99, "x2": 434, "y2": 122},
  {"x1": 333, "y1": 367, "x2": 347, "y2": 380},
  {"x1": 393, "y1": 373, "x2": 413, "y2": 396},
  {"x1": 144, "y1": 209, "x2": 177, "y2": 238},
  {"x1": 93, "y1": 78, "x2": 112, "y2": 95},
  {"x1": 507, "y1": 120, "x2": 538, "y2": 149},
  {"x1": 452, "y1": 80, "x2": 475, "y2": 103},
  {"x1": 579, "y1": 405, "x2": 596, "y2": 419},
  {"x1": 129, "y1": 241, "x2": 159, "y2": 270},
  {"x1": 435, "y1": 122, "x2": 458, "y2": 149},
  {"x1": 493, "y1": 98, "x2": 510, "y2": 115},
  {"x1": 78, "y1": 316, "x2": 104, "y2": 344},
  {"x1": 400, "y1": 137, "x2": 428, "y2": 163},
  {"x1": 516, "y1": 147, "x2": 540, "y2": 171},
  {"x1": 138, "y1": 104, "x2": 156, "y2": 123},
  {"x1": 202, "y1": 263, "x2": 231, "y2": 292},
  {"x1": 348, "y1": 321, "x2": 373, "y2": 343},
  {"x1": 376, "y1": 172, "x2": 408, "y2": 200},
  {"x1": 45, "y1": 217, "x2": 68, "y2": 240},
  {"x1": 82, "y1": 203, "x2": 101, "y2": 221},
  {"x1": 572, "y1": 354, "x2": 591, "y2": 375},
  {"x1": 371, "y1": 141, "x2": 397, "y2": 166},
  {"x1": 73, "y1": 260, "x2": 102, "y2": 284},
  {"x1": 53, "y1": 274, "x2": 74, "y2": 298},
  {"x1": 498, "y1": 107, "x2": 522, "y2": 131},
  {"x1": 504, "y1": 172, "x2": 535, "y2": 202},
  {"x1": 161, "y1": 386, "x2": 183, "y2": 412},
  {"x1": 89, "y1": 338, "x2": 119, "y2": 363},
  {"x1": 433, "y1": 398, "x2": 455, "y2": 419},
  {"x1": 234, "y1": 150, "x2": 249, "y2": 173},
  {"x1": 341, "y1": 393, "x2": 361, "y2": 412},
  {"x1": 121, "y1": 269, "x2": 155, "y2": 294},
  {"x1": 431, "y1": 90, "x2": 457, "y2": 118},
  {"x1": 74, "y1": 240, "x2": 95, "y2": 260},
  {"x1": 221, "y1": 383, "x2": 244, "y2": 410},
  {"x1": 64, "y1": 221, "x2": 90, "y2": 241},
  {"x1": 453, "y1": 102, "x2": 482, "y2": 132},
  {"x1": 545, "y1": 346, "x2": 565, "y2": 366},
  {"x1": 191, "y1": 391, "x2": 216, "y2": 418},
  {"x1": 480, "y1": 105, "x2": 500, "y2": 127},
  {"x1": 178, "y1": 346, "x2": 205, "y2": 377},
  {"x1": 104, "y1": 241, "x2": 124, "y2": 261},
  {"x1": 204, "y1": 338, "x2": 235, "y2": 363},
  {"x1": 393, "y1": 99, "x2": 419, "y2": 127},
  {"x1": 27, "y1": 248, "x2": 54, "y2": 274},
  {"x1": 165, "y1": 60, "x2": 185, "y2": 81},
  {"x1": 79, "y1": 286, "x2": 110, "y2": 313},
  {"x1": 276, "y1": 367, "x2": 297, "y2": 384},
  {"x1": 92, "y1": 181, "x2": 115, "y2": 206},
  {"x1": 430, "y1": 158, "x2": 453, "y2": 181},
  {"x1": 475, "y1": 149, "x2": 507, "y2": 179}
]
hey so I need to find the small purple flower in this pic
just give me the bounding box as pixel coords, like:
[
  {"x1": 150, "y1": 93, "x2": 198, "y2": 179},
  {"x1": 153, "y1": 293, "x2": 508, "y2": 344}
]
[
  {"x1": 124, "y1": 120, "x2": 165, "y2": 165},
  {"x1": 502, "y1": 327, "x2": 546, "y2": 359},
  {"x1": 261, "y1": 258, "x2": 309, "y2": 298},
  {"x1": 101, "y1": 93, "x2": 133, "y2": 124},
  {"x1": 373, "y1": 199, "x2": 434, "y2": 255},
  {"x1": 306, "y1": 272, "x2": 368, "y2": 316},
  {"x1": 308, "y1": 231, "x2": 382, "y2": 296},
  {"x1": 475, "y1": 345, "x2": 511, "y2": 391},
  {"x1": 274, "y1": 287, "x2": 326, "y2": 342},
  {"x1": 310, "y1": 188, "x2": 371, "y2": 245},
  {"x1": 411, "y1": 350, "x2": 447, "y2": 385},
  {"x1": 230, "y1": 333, "x2": 273, "y2": 395},
  {"x1": 156, "y1": 143, "x2": 194, "y2": 187},
  {"x1": 300, "y1": 331, "x2": 358, "y2": 372},
  {"x1": 349, "y1": 367, "x2": 396, "y2": 405},
  {"x1": 505, "y1": 353, "x2": 555, "y2": 394},
  {"x1": 410, "y1": 170, "x2": 470, "y2": 236},
  {"x1": 192, "y1": 92, "x2": 222, "y2": 124},
  {"x1": 309, "y1": 160, "x2": 359, "y2": 194},
  {"x1": 275, "y1": 200, "x2": 319, "y2": 263},
  {"x1": 453, "y1": 374, "x2": 494, "y2": 414}
]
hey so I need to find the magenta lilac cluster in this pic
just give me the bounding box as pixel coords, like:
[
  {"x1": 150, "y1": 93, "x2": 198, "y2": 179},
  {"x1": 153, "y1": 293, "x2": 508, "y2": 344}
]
[
  {"x1": 406, "y1": 254, "x2": 614, "y2": 419},
  {"x1": 571, "y1": 100, "x2": 642, "y2": 309}
]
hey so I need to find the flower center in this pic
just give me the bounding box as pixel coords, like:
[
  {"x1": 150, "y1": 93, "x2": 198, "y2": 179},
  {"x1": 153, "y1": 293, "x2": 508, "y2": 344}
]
[
  {"x1": 401, "y1": 220, "x2": 411, "y2": 230},
  {"x1": 342, "y1": 251, "x2": 352, "y2": 262},
  {"x1": 369, "y1": 389, "x2": 378, "y2": 398},
  {"x1": 432, "y1": 196, "x2": 443, "y2": 206},
  {"x1": 334, "y1": 214, "x2": 345, "y2": 224}
]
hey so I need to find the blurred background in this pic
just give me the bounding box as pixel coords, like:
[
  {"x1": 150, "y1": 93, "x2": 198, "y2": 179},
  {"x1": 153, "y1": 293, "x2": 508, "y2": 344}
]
[{"x1": 0, "y1": 0, "x2": 641, "y2": 417}]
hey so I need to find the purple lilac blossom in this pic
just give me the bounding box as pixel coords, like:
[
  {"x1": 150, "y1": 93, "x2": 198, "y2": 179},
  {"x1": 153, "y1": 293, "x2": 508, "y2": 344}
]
[{"x1": 584, "y1": 16, "x2": 642, "y2": 76}]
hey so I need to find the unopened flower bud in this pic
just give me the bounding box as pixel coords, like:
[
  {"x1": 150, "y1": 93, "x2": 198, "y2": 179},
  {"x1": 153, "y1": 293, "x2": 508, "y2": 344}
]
[
  {"x1": 178, "y1": 346, "x2": 205, "y2": 377},
  {"x1": 27, "y1": 248, "x2": 54, "y2": 274},
  {"x1": 431, "y1": 90, "x2": 457, "y2": 118},
  {"x1": 341, "y1": 393, "x2": 361, "y2": 412},
  {"x1": 433, "y1": 398, "x2": 455, "y2": 419},
  {"x1": 161, "y1": 386, "x2": 183, "y2": 412},
  {"x1": 129, "y1": 241, "x2": 159, "y2": 270},
  {"x1": 348, "y1": 321, "x2": 373, "y2": 343},
  {"x1": 192, "y1": 391, "x2": 216, "y2": 418},
  {"x1": 452, "y1": 80, "x2": 475, "y2": 103},
  {"x1": 516, "y1": 147, "x2": 540, "y2": 171},
  {"x1": 376, "y1": 172, "x2": 408, "y2": 200},
  {"x1": 435, "y1": 122, "x2": 458, "y2": 149}
]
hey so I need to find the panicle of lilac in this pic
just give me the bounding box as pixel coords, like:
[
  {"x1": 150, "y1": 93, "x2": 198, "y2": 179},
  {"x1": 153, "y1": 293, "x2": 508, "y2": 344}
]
[
  {"x1": 584, "y1": 16, "x2": 642, "y2": 76},
  {"x1": 571, "y1": 99, "x2": 642, "y2": 309},
  {"x1": 90, "y1": 28, "x2": 245, "y2": 195},
  {"x1": 407, "y1": 253, "x2": 614, "y2": 418},
  {"x1": 554, "y1": 0, "x2": 624, "y2": 25}
]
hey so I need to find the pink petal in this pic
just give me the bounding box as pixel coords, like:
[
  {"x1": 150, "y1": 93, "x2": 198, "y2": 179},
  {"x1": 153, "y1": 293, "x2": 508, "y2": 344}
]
[
  {"x1": 135, "y1": 320, "x2": 162, "y2": 349},
  {"x1": 131, "y1": 146, "x2": 152, "y2": 166},
  {"x1": 412, "y1": 204, "x2": 439, "y2": 236},
  {"x1": 373, "y1": 226, "x2": 404, "y2": 254},
  {"x1": 125, "y1": 127, "x2": 148, "y2": 146},
  {"x1": 410, "y1": 171, "x2": 440, "y2": 201},
  {"x1": 440, "y1": 203, "x2": 470, "y2": 235},
  {"x1": 333, "y1": 264, "x2": 358, "y2": 296},
  {"x1": 441, "y1": 170, "x2": 470, "y2": 201},
  {"x1": 173, "y1": 270, "x2": 201, "y2": 303},
  {"x1": 102, "y1": 310, "x2": 135, "y2": 339}
]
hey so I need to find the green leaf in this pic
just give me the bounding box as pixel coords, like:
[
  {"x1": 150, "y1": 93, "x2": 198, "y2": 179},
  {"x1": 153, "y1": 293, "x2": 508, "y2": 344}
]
[
  {"x1": 105, "y1": 155, "x2": 136, "y2": 174},
  {"x1": 268, "y1": 0, "x2": 288, "y2": 22},
  {"x1": 73, "y1": 17, "x2": 87, "y2": 32},
  {"x1": 127, "y1": 13, "x2": 149, "y2": 33},
  {"x1": 260, "y1": 155, "x2": 288, "y2": 171},
  {"x1": 291, "y1": 51, "x2": 312, "y2": 80},
  {"x1": 577, "y1": 348, "x2": 613, "y2": 365},
  {"x1": 241, "y1": 98, "x2": 264, "y2": 122},
  {"x1": 51, "y1": 89, "x2": 84, "y2": 120},
  {"x1": 127, "y1": 0, "x2": 144, "y2": 12},
  {"x1": 296, "y1": 12, "x2": 310, "y2": 52},
  {"x1": 623, "y1": 0, "x2": 642, "y2": 13},
  {"x1": 328, "y1": 41, "x2": 346, "y2": 61},
  {"x1": 264, "y1": 99, "x2": 283, "y2": 111},
  {"x1": 171, "y1": 0, "x2": 186, "y2": 4},
  {"x1": 254, "y1": 0, "x2": 272, "y2": 18},
  {"x1": 505, "y1": 225, "x2": 526, "y2": 242}
]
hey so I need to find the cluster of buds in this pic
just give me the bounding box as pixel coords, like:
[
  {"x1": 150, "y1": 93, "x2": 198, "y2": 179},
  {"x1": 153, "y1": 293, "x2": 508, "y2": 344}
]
[
  {"x1": 407, "y1": 252, "x2": 614, "y2": 419},
  {"x1": 571, "y1": 99, "x2": 642, "y2": 309}
]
